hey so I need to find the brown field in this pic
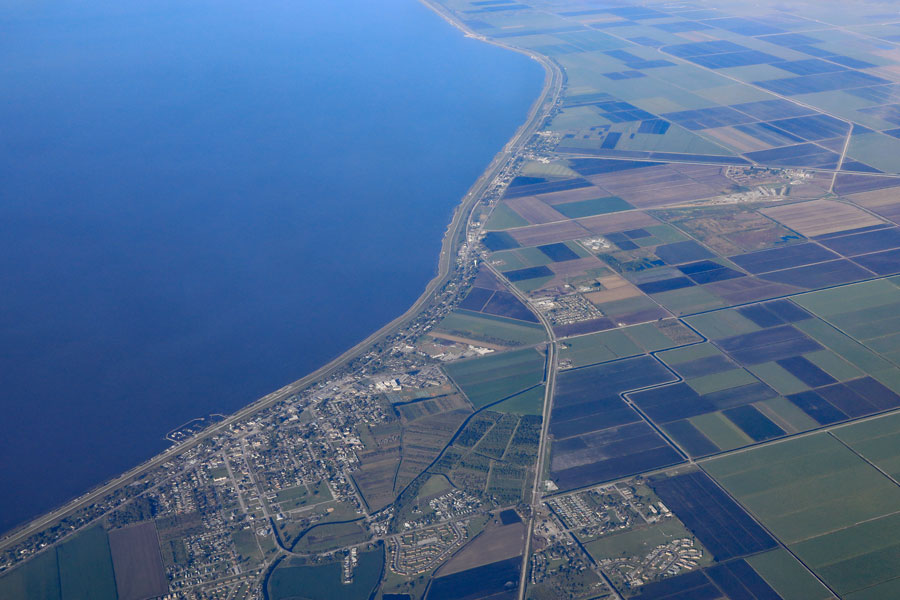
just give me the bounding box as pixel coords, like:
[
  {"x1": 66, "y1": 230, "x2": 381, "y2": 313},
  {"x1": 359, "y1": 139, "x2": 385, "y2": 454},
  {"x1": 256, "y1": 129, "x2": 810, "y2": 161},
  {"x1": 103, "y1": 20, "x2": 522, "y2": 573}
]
[
  {"x1": 353, "y1": 421, "x2": 402, "y2": 511},
  {"x1": 532, "y1": 184, "x2": 612, "y2": 206},
  {"x1": 353, "y1": 457, "x2": 400, "y2": 511},
  {"x1": 761, "y1": 199, "x2": 885, "y2": 237},
  {"x1": 396, "y1": 394, "x2": 471, "y2": 420},
  {"x1": 872, "y1": 46, "x2": 900, "y2": 62},
  {"x1": 657, "y1": 319, "x2": 702, "y2": 344},
  {"x1": 659, "y1": 205, "x2": 797, "y2": 255},
  {"x1": 505, "y1": 196, "x2": 566, "y2": 224},
  {"x1": 109, "y1": 521, "x2": 168, "y2": 600},
  {"x1": 625, "y1": 182, "x2": 722, "y2": 208},
  {"x1": 705, "y1": 276, "x2": 800, "y2": 305},
  {"x1": 702, "y1": 126, "x2": 771, "y2": 153},
  {"x1": 834, "y1": 173, "x2": 900, "y2": 195},
  {"x1": 866, "y1": 64, "x2": 900, "y2": 81},
  {"x1": 509, "y1": 220, "x2": 590, "y2": 246},
  {"x1": 584, "y1": 274, "x2": 643, "y2": 304},
  {"x1": 725, "y1": 224, "x2": 797, "y2": 252},
  {"x1": 846, "y1": 188, "x2": 900, "y2": 224},
  {"x1": 548, "y1": 256, "x2": 605, "y2": 276},
  {"x1": 577, "y1": 210, "x2": 659, "y2": 234},
  {"x1": 588, "y1": 164, "x2": 683, "y2": 189},
  {"x1": 676, "y1": 30, "x2": 718, "y2": 42},
  {"x1": 588, "y1": 164, "x2": 724, "y2": 208},
  {"x1": 435, "y1": 519, "x2": 525, "y2": 576},
  {"x1": 396, "y1": 403, "x2": 472, "y2": 491},
  {"x1": 671, "y1": 164, "x2": 734, "y2": 188},
  {"x1": 473, "y1": 269, "x2": 505, "y2": 290}
]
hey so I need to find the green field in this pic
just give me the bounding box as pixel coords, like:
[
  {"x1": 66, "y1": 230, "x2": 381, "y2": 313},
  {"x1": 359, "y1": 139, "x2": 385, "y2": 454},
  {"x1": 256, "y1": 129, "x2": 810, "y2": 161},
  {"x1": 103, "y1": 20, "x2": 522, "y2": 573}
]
[
  {"x1": 434, "y1": 309, "x2": 547, "y2": 347},
  {"x1": 746, "y1": 549, "x2": 833, "y2": 600},
  {"x1": 233, "y1": 529, "x2": 263, "y2": 562},
  {"x1": 444, "y1": 348, "x2": 546, "y2": 409},
  {"x1": 791, "y1": 512, "x2": 900, "y2": 597},
  {"x1": 269, "y1": 546, "x2": 383, "y2": 600},
  {"x1": 651, "y1": 285, "x2": 727, "y2": 315},
  {"x1": 57, "y1": 527, "x2": 117, "y2": 600},
  {"x1": 685, "y1": 368, "x2": 757, "y2": 396},
  {"x1": 559, "y1": 328, "x2": 642, "y2": 367},
  {"x1": 624, "y1": 322, "x2": 685, "y2": 352},
  {"x1": 684, "y1": 310, "x2": 761, "y2": 340},
  {"x1": 793, "y1": 281, "x2": 900, "y2": 378},
  {"x1": 494, "y1": 384, "x2": 546, "y2": 415},
  {"x1": 553, "y1": 196, "x2": 632, "y2": 219},
  {"x1": 657, "y1": 342, "x2": 721, "y2": 365},
  {"x1": 835, "y1": 412, "x2": 900, "y2": 485},
  {"x1": 0, "y1": 527, "x2": 122, "y2": 600},
  {"x1": 276, "y1": 481, "x2": 333, "y2": 510},
  {"x1": 515, "y1": 246, "x2": 556, "y2": 267},
  {"x1": 0, "y1": 550, "x2": 61, "y2": 600},
  {"x1": 689, "y1": 411, "x2": 752, "y2": 451},
  {"x1": 490, "y1": 249, "x2": 528, "y2": 271},
  {"x1": 484, "y1": 204, "x2": 528, "y2": 230},
  {"x1": 591, "y1": 294, "x2": 658, "y2": 319},
  {"x1": 847, "y1": 132, "x2": 900, "y2": 173},
  {"x1": 584, "y1": 518, "x2": 701, "y2": 562},
  {"x1": 417, "y1": 474, "x2": 452, "y2": 499},
  {"x1": 559, "y1": 321, "x2": 690, "y2": 369},
  {"x1": 747, "y1": 362, "x2": 810, "y2": 396},
  {"x1": 758, "y1": 396, "x2": 819, "y2": 433},
  {"x1": 513, "y1": 275, "x2": 555, "y2": 293},
  {"x1": 705, "y1": 432, "x2": 900, "y2": 596},
  {"x1": 705, "y1": 434, "x2": 900, "y2": 543},
  {"x1": 294, "y1": 521, "x2": 369, "y2": 553}
]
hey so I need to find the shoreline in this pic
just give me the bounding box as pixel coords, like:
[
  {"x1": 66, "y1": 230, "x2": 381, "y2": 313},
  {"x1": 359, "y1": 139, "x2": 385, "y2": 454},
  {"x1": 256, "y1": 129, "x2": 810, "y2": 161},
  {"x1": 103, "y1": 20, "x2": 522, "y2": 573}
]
[{"x1": 0, "y1": 0, "x2": 561, "y2": 554}]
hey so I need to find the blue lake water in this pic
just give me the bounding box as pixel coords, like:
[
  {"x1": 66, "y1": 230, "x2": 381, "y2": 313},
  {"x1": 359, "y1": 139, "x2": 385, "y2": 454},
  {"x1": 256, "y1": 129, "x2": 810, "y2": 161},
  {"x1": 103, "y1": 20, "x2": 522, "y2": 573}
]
[{"x1": 0, "y1": 0, "x2": 543, "y2": 533}]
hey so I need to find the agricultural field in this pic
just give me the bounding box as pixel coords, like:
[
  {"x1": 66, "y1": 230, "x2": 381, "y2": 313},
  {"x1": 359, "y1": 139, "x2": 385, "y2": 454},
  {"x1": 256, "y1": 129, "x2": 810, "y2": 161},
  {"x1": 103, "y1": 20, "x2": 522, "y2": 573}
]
[
  {"x1": 353, "y1": 392, "x2": 474, "y2": 513},
  {"x1": 628, "y1": 560, "x2": 786, "y2": 600},
  {"x1": 463, "y1": 3, "x2": 900, "y2": 589},
  {"x1": 428, "y1": 556, "x2": 521, "y2": 600},
  {"x1": 649, "y1": 471, "x2": 776, "y2": 561},
  {"x1": 746, "y1": 549, "x2": 833, "y2": 600},
  {"x1": 431, "y1": 309, "x2": 547, "y2": 348},
  {"x1": 0, "y1": 526, "x2": 118, "y2": 600},
  {"x1": 444, "y1": 348, "x2": 546, "y2": 409},
  {"x1": 391, "y1": 1, "x2": 900, "y2": 598},
  {"x1": 493, "y1": 384, "x2": 546, "y2": 416},
  {"x1": 19, "y1": 1, "x2": 900, "y2": 600},
  {"x1": 704, "y1": 432, "x2": 900, "y2": 597},
  {"x1": 108, "y1": 522, "x2": 167, "y2": 600},
  {"x1": 394, "y1": 393, "x2": 473, "y2": 492},
  {"x1": 548, "y1": 356, "x2": 684, "y2": 491},
  {"x1": 458, "y1": 270, "x2": 541, "y2": 324},
  {"x1": 0, "y1": 550, "x2": 61, "y2": 600},
  {"x1": 558, "y1": 319, "x2": 700, "y2": 369}
]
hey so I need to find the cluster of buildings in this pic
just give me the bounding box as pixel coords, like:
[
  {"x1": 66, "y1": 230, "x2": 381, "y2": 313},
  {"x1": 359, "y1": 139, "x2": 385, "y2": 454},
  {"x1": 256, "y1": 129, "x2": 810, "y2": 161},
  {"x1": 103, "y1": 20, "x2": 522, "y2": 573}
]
[{"x1": 601, "y1": 538, "x2": 703, "y2": 589}]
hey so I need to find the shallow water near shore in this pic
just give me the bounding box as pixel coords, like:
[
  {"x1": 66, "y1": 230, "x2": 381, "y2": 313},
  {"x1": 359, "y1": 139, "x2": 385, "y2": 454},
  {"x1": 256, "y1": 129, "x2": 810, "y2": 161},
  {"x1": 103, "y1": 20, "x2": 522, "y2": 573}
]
[{"x1": 0, "y1": 0, "x2": 543, "y2": 533}]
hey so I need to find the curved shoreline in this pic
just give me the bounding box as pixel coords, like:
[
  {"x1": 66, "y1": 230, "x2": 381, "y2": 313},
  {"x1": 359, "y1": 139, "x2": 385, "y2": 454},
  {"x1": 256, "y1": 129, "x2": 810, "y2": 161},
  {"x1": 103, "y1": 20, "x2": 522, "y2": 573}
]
[{"x1": 0, "y1": 0, "x2": 562, "y2": 554}]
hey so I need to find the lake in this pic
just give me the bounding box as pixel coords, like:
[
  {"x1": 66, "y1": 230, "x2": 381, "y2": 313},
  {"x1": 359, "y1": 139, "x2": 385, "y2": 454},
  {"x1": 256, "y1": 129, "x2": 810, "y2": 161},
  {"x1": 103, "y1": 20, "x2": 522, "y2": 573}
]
[{"x1": 0, "y1": 0, "x2": 543, "y2": 533}]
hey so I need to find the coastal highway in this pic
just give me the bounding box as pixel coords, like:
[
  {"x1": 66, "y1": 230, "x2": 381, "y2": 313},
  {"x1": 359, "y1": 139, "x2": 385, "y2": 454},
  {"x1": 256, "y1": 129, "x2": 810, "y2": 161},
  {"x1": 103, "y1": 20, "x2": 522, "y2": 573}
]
[{"x1": 0, "y1": 1, "x2": 563, "y2": 556}]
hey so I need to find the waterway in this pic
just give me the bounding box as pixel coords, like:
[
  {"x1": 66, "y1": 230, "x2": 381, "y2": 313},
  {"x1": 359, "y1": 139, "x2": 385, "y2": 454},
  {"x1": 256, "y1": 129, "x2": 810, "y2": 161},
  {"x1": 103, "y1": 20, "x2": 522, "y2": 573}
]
[{"x1": 0, "y1": 0, "x2": 543, "y2": 533}]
